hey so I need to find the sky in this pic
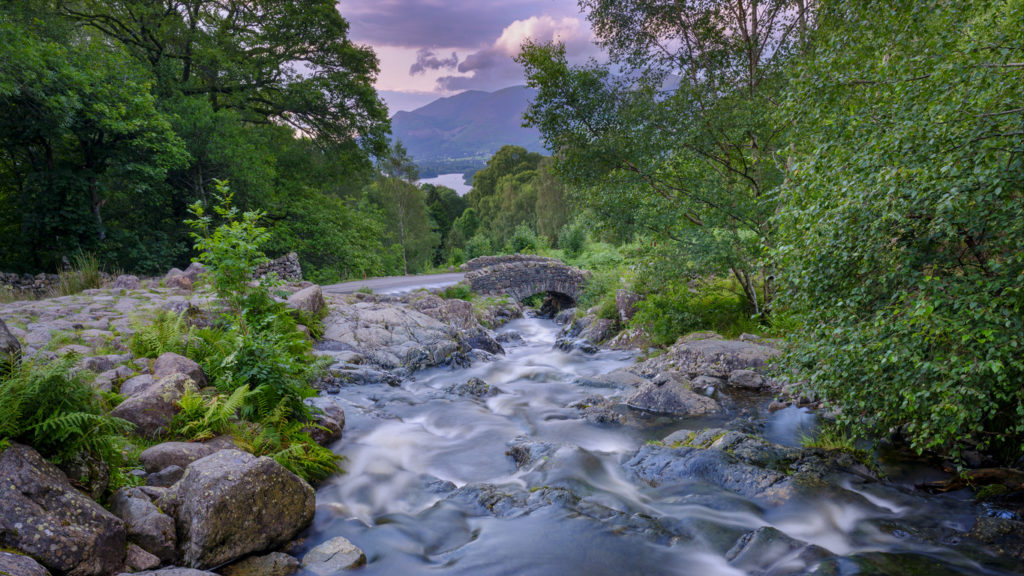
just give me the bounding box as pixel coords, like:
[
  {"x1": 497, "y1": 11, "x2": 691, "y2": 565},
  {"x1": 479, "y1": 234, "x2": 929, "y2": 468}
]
[{"x1": 337, "y1": 0, "x2": 603, "y2": 114}]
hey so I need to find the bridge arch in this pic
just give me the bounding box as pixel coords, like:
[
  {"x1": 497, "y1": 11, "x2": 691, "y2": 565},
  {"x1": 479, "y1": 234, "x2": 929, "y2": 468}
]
[{"x1": 462, "y1": 255, "x2": 589, "y2": 312}]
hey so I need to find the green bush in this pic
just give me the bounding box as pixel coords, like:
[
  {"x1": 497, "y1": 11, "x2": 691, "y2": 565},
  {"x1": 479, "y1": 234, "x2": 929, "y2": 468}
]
[
  {"x1": 129, "y1": 310, "x2": 192, "y2": 358},
  {"x1": 558, "y1": 221, "x2": 587, "y2": 259},
  {"x1": 440, "y1": 283, "x2": 473, "y2": 301},
  {"x1": 465, "y1": 233, "x2": 493, "y2": 259},
  {"x1": 52, "y1": 251, "x2": 103, "y2": 296},
  {"x1": 508, "y1": 224, "x2": 540, "y2": 254},
  {"x1": 0, "y1": 355, "x2": 131, "y2": 466},
  {"x1": 632, "y1": 279, "x2": 756, "y2": 346}
]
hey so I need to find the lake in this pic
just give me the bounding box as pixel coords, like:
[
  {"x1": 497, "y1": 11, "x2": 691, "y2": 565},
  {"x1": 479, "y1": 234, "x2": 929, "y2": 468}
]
[{"x1": 417, "y1": 173, "x2": 471, "y2": 196}]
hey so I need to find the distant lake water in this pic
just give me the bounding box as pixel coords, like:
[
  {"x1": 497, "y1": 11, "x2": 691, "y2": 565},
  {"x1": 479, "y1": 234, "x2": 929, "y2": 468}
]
[{"x1": 417, "y1": 173, "x2": 471, "y2": 196}]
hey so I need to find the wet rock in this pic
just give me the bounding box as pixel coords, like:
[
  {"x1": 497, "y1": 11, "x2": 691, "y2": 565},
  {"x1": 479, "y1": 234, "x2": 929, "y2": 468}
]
[
  {"x1": 111, "y1": 373, "x2": 192, "y2": 436},
  {"x1": 506, "y1": 438, "x2": 557, "y2": 469},
  {"x1": 302, "y1": 537, "x2": 367, "y2": 574},
  {"x1": 576, "y1": 368, "x2": 649, "y2": 390},
  {"x1": 728, "y1": 369, "x2": 766, "y2": 389},
  {"x1": 287, "y1": 285, "x2": 325, "y2": 316},
  {"x1": 113, "y1": 275, "x2": 142, "y2": 290},
  {"x1": 124, "y1": 544, "x2": 161, "y2": 572},
  {"x1": 304, "y1": 396, "x2": 345, "y2": 446},
  {"x1": 553, "y1": 307, "x2": 576, "y2": 326},
  {"x1": 221, "y1": 552, "x2": 301, "y2": 576},
  {"x1": 638, "y1": 337, "x2": 779, "y2": 381},
  {"x1": 147, "y1": 465, "x2": 185, "y2": 488},
  {"x1": 626, "y1": 375, "x2": 721, "y2": 417},
  {"x1": 726, "y1": 527, "x2": 832, "y2": 574},
  {"x1": 968, "y1": 516, "x2": 1024, "y2": 560},
  {"x1": 605, "y1": 327, "x2": 653, "y2": 351},
  {"x1": 495, "y1": 330, "x2": 524, "y2": 344},
  {"x1": 158, "y1": 450, "x2": 315, "y2": 569},
  {"x1": 321, "y1": 300, "x2": 470, "y2": 371},
  {"x1": 411, "y1": 294, "x2": 503, "y2": 355},
  {"x1": 446, "y1": 377, "x2": 502, "y2": 398},
  {"x1": 152, "y1": 352, "x2": 208, "y2": 388},
  {"x1": 446, "y1": 484, "x2": 530, "y2": 518},
  {"x1": 0, "y1": 443, "x2": 126, "y2": 576},
  {"x1": 0, "y1": 551, "x2": 50, "y2": 576},
  {"x1": 140, "y1": 441, "x2": 219, "y2": 474},
  {"x1": 110, "y1": 487, "x2": 178, "y2": 563}
]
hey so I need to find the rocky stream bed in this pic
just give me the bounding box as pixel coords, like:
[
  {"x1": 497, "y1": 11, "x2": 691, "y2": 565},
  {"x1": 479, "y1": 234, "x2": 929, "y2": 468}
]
[{"x1": 1, "y1": 277, "x2": 1022, "y2": 576}]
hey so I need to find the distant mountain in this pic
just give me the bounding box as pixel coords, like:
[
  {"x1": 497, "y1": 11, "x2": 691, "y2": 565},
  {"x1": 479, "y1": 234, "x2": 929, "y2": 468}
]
[{"x1": 391, "y1": 86, "x2": 546, "y2": 177}]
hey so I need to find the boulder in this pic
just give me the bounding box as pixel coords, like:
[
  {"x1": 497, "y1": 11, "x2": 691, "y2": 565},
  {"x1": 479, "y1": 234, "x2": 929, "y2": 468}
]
[
  {"x1": 118, "y1": 570, "x2": 219, "y2": 576},
  {"x1": 728, "y1": 369, "x2": 766, "y2": 389},
  {"x1": 182, "y1": 262, "x2": 206, "y2": 283},
  {"x1": 58, "y1": 453, "x2": 110, "y2": 501},
  {"x1": 152, "y1": 352, "x2": 208, "y2": 388},
  {"x1": 303, "y1": 397, "x2": 345, "y2": 446},
  {"x1": 221, "y1": 552, "x2": 301, "y2": 576},
  {"x1": 112, "y1": 275, "x2": 142, "y2": 290},
  {"x1": 287, "y1": 285, "x2": 325, "y2": 316},
  {"x1": 0, "y1": 318, "x2": 21, "y2": 370},
  {"x1": 158, "y1": 450, "x2": 315, "y2": 569},
  {"x1": 301, "y1": 537, "x2": 367, "y2": 575},
  {"x1": 660, "y1": 337, "x2": 779, "y2": 380},
  {"x1": 110, "y1": 373, "x2": 192, "y2": 436},
  {"x1": 139, "y1": 442, "x2": 219, "y2": 474},
  {"x1": 164, "y1": 270, "x2": 193, "y2": 291},
  {"x1": 120, "y1": 374, "x2": 156, "y2": 397},
  {"x1": 0, "y1": 443, "x2": 126, "y2": 576},
  {"x1": 0, "y1": 551, "x2": 51, "y2": 576},
  {"x1": 410, "y1": 294, "x2": 503, "y2": 355},
  {"x1": 726, "y1": 527, "x2": 831, "y2": 573},
  {"x1": 445, "y1": 377, "x2": 501, "y2": 398},
  {"x1": 320, "y1": 300, "x2": 470, "y2": 371},
  {"x1": 626, "y1": 376, "x2": 721, "y2": 417},
  {"x1": 123, "y1": 544, "x2": 161, "y2": 572},
  {"x1": 147, "y1": 465, "x2": 185, "y2": 488},
  {"x1": 615, "y1": 289, "x2": 641, "y2": 323},
  {"x1": 110, "y1": 487, "x2": 177, "y2": 563}
]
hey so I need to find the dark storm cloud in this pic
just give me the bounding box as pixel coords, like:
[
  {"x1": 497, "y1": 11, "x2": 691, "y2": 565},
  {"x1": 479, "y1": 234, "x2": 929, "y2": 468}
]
[
  {"x1": 409, "y1": 48, "x2": 459, "y2": 76},
  {"x1": 339, "y1": 0, "x2": 561, "y2": 48}
]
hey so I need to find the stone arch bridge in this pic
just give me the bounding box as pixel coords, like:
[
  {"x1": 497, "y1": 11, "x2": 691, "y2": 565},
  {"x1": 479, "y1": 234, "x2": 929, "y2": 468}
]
[{"x1": 462, "y1": 255, "x2": 589, "y2": 308}]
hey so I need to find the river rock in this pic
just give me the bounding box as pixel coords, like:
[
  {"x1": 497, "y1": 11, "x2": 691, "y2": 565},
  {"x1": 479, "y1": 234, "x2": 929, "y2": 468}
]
[
  {"x1": 110, "y1": 373, "x2": 192, "y2": 436},
  {"x1": 653, "y1": 337, "x2": 779, "y2": 380},
  {"x1": 626, "y1": 375, "x2": 721, "y2": 416},
  {"x1": 0, "y1": 318, "x2": 21, "y2": 370},
  {"x1": 221, "y1": 552, "x2": 300, "y2": 576},
  {"x1": 445, "y1": 377, "x2": 501, "y2": 398},
  {"x1": 124, "y1": 544, "x2": 161, "y2": 572},
  {"x1": 158, "y1": 450, "x2": 315, "y2": 569},
  {"x1": 726, "y1": 526, "x2": 832, "y2": 573},
  {"x1": 287, "y1": 285, "x2": 325, "y2": 316},
  {"x1": 321, "y1": 300, "x2": 470, "y2": 371},
  {"x1": 0, "y1": 443, "x2": 126, "y2": 576},
  {"x1": 152, "y1": 352, "x2": 207, "y2": 387},
  {"x1": 0, "y1": 551, "x2": 50, "y2": 576},
  {"x1": 110, "y1": 487, "x2": 177, "y2": 563},
  {"x1": 302, "y1": 537, "x2": 367, "y2": 574},
  {"x1": 119, "y1": 570, "x2": 219, "y2": 576},
  {"x1": 410, "y1": 294, "x2": 503, "y2": 355},
  {"x1": 139, "y1": 442, "x2": 219, "y2": 474},
  {"x1": 728, "y1": 369, "x2": 765, "y2": 389},
  {"x1": 303, "y1": 397, "x2": 345, "y2": 446}
]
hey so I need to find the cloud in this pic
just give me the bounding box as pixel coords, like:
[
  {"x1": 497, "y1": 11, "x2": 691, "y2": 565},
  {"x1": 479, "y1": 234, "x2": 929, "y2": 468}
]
[
  {"x1": 409, "y1": 48, "x2": 459, "y2": 76},
  {"x1": 436, "y1": 15, "x2": 599, "y2": 91}
]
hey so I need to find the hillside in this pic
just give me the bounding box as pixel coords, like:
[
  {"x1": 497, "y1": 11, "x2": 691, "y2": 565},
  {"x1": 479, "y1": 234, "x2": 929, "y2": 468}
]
[{"x1": 391, "y1": 86, "x2": 546, "y2": 176}]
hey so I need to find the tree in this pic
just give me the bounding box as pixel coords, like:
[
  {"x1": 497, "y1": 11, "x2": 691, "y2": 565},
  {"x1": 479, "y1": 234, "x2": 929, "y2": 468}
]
[
  {"x1": 423, "y1": 184, "x2": 467, "y2": 264},
  {"x1": 534, "y1": 157, "x2": 570, "y2": 242},
  {"x1": 518, "y1": 0, "x2": 815, "y2": 318},
  {"x1": 371, "y1": 143, "x2": 438, "y2": 275},
  {"x1": 777, "y1": 0, "x2": 1024, "y2": 463}
]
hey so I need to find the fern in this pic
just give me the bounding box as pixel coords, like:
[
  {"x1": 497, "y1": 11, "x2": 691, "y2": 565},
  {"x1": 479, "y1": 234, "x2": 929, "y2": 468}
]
[
  {"x1": 129, "y1": 310, "x2": 193, "y2": 358},
  {"x1": 168, "y1": 385, "x2": 248, "y2": 441}
]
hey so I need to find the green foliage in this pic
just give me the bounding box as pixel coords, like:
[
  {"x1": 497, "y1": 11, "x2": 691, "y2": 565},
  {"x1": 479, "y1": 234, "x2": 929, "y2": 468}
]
[
  {"x1": 0, "y1": 355, "x2": 131, "y2": 467},
  {"x1": 129, "y1": 310, "x2": 192, "y2": 359},
  {"x1": 51, "y1": 251, "x2": 103, "y2": 297},
  {"x1": 169, "y1": 385, "x2": 248, "y2": 441},
  {"x1": 368, "y1": 143, "x2": 440, "y2": 275},
  {"x1": 234, "y1": 405, "x2": 342, "y2": 483},
  {"x1": 464, "y1": 233, "x2": 494, "y2": 260},
  {"x1": 508, "y1": 224, "x2": 541, "y2": 254},
  {"x1": 777, "y1": 0, "x2": 1024, "y2": 464},
  {"x1": 632, "y1": 279, "x2": 755, "y2": 346},
  {"x1": 559, "y1": 221, "x2": 587, "y2": 259},
  {"x1": 440, "y1": 284, "x2": 474, "y2": 301}
]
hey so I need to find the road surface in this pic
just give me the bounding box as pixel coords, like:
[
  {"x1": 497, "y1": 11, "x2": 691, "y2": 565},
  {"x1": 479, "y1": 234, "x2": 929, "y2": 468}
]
[{"x1": 322, "y1": 272, "x2": 465, "y2": 295}]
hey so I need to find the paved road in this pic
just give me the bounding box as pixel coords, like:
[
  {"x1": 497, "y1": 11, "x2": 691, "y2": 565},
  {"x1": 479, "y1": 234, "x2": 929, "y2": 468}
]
[{"x1": 322, "y1": 272, "x2": 465, "y2": 295}]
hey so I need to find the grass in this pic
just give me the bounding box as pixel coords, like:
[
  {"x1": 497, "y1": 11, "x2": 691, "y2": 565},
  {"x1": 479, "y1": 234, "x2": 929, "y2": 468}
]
[{"x1": 52, "y1": 251, "x2": 103, "y2": 297}]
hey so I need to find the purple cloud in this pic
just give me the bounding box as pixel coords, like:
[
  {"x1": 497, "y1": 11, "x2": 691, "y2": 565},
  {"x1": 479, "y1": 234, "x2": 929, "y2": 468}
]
[{"x1": 410, "y1": 48, "x2": 459, "y2": 76}]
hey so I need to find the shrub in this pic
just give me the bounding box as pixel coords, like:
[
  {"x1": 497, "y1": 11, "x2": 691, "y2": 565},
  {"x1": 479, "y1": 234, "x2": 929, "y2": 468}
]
[
  {"x1": 631, "y1": 279, "x2": 756, "y2": 346},
  {"x1": 129, "y1": 310, "x2": 192, "y2": 358},
  {"x1": 440, "y1": 283, "x2": 473, "y2": 301},
  {"x1": 0, "y1": 355, "x2": 131, "y2": 466},
  {"x1": 52, "y1": 251, "x2": 103, "y2": 296},
  {"x1": 508, "y1": 224, "x2": 540, "y2": 254},
  {"x1": 465, "y1": 233, "x2": 493, "y2": 259},
  {"x1": 558, "y1": 221, "x2": 587, "y2": 259}
]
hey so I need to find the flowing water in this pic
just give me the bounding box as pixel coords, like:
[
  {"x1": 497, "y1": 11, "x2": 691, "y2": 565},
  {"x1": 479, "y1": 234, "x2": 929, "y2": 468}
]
[{"x1": 299, "y1": 317, "x2": 1022, "y2": 575}]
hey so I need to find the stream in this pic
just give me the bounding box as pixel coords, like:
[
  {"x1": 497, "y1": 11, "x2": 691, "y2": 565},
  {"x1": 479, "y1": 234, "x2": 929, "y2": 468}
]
[{"x1": 297, "y1": 316, "x2": 1022, "y2": 575}]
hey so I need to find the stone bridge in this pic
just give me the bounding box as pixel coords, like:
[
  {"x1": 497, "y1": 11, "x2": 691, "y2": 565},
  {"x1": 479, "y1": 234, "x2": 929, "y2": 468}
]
[{"x1": 462, "y1": 255, "x2": 589, "y2": 306}]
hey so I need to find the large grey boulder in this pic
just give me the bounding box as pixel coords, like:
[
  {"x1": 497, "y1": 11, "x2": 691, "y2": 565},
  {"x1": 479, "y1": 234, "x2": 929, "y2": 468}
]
[
  {"x1": 123, "y1": 544, "x2": 161, "y2": 573},
  {"x1": 0, "y1": 551, "x2": 50, "y2": 576},
  {"x1": 152, "y1": 352, "x2": 208, "y2": 388},
  {"x1": 287, "y1": 285, "x2": 325, "y2": 316},
  {"x1": 158, "y1": 450, "x2": 315, "y2": 569},
  {"x1": 120, "y1": 374, "x2": 156, "y2": 397},
  {"x1": 110, "y1": 373, "x2": 192, "y2": 436},
  {"x1": 654, "y1": 337, "x2": 779, "y2": 380},
  {"x1": 0, "y1": 443, "x2": 126, "y2": 576},
  {"x1": 409, "y1": 294, "x2": 503, "y2": 355},
  {"x1": 139, "y1": 442, "x2": 219, "y2": 474},
  {"x1": 110, "y1": 488, "x2": 177, "y2": 563},
  {"x1": 320, "y1": 300, "x2": 470, "y2": 371},
  {"x1": 0, "y1": 318, "x2": 21, "y2": 371},
  {"x1": 303, "y1": 397, "x2": 345, "y2": 446},
  {"x1": 626, "y1": 375, "x2": 721, "y2": 416},
  {"x1": 302, "y1": 537, "x2": 367, "y2": 574},
  {"x1": 112, "y1": 275, "x2": 142, "y2": 290}
]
